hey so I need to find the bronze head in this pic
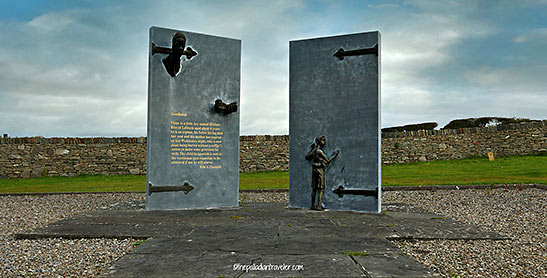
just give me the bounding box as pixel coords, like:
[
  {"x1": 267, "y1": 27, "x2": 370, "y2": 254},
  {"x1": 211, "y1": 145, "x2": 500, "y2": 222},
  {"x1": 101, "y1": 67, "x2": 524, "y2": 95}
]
[
  {"x1": 315, "y1": 136, "x2": 326, "y2": 147},
  {"x1": 171, "y1": 32, "x2": 186, "y2": 57},
  {"x1": 151, "y1": 31, "x2": 197, "y2": 78}
]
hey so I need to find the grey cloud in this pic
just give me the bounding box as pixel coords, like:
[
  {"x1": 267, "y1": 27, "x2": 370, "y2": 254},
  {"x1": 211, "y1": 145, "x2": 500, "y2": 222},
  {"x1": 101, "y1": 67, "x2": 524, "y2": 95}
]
[
  {"x1": 0, "y1": 0, "x2": 544, "y2": 137},
  {"x1": 374, "y1": 1, "x2": 547, "y2": 128}
]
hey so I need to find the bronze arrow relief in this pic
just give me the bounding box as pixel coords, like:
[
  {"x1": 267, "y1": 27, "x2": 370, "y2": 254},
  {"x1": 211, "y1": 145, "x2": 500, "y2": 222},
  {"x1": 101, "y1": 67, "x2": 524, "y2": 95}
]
[
  {"x1": 148, "y1": 181, "x2": 195, "y2": 196},
  {"x1": 333, "y1": 43, "x2": 378, "y2": 60},
  {"x1": 333, "y1": 185, "x2": 378, "y2": 198}
]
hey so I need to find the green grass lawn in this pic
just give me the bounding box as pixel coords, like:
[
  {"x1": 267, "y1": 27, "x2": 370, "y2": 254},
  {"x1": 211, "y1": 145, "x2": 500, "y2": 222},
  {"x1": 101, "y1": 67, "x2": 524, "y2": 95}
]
[
  {"x1": 0, "y1": 174, "x2": 145, "y2": 193},
  {"x1": 382, "y1": 155, "x2": 547, "y2": 186},
  {"x1": 239, "y1": 170, "x2": 288, "y2": 190},
  {"x1": 0, "y1": 155, "x2": 545, "y2": 193}
]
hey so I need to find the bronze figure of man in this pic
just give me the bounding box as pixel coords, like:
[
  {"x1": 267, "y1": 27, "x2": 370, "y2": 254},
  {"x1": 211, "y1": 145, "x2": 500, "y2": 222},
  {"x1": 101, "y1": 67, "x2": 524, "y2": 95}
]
[
  {"x1": 305, "y1": 136, "x2": 339, "y2": 210},
  {"x1": 152, "y1": 31, "x2": 197, "y2": 77},
  {"x1": 163, "y1": 32, "x2": 187, "y2": 77}
]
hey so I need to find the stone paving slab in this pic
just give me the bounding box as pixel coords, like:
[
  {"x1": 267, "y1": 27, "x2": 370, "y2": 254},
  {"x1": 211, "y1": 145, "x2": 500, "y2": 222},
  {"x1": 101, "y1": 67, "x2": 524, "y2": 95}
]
[
  {"x1": 16, "y1": 203, "x2": 505, "y2": 241},
  {"x1": 100, "y1": 238, "x2": 435, "y2": 277},
  {"x1": 16, "y1": 203, "x2": 506, "y2": 277},
  {"x1": 100, "y1": 252, "x2": 365, "y2": 278},
  {"x1": 352, "y1": 253, "x2": 438, "y2": 278}
]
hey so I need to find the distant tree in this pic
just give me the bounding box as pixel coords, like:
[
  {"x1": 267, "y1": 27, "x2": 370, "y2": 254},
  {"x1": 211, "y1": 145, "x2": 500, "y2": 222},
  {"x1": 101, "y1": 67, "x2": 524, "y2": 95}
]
[
  {"x1": 382, "y1": 122, "x2": 438, "y2": 132},
  {"x1": 442, "y1": 117, "x2": 539, "y2": 129}
]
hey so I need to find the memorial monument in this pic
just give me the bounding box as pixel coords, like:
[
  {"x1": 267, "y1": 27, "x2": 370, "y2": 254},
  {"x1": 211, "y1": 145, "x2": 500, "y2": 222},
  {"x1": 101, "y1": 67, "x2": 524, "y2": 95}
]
[
  {"x1": 289, "y1": 31, "x2": 381, "y2": 213},
  {"x1": 146, "y1": 26, "x2": 241, "y2": 210}
]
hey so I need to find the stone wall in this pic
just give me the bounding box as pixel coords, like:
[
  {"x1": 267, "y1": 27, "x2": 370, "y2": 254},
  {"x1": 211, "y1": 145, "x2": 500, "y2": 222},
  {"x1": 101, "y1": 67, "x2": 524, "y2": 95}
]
[
  {"x1": 0, "y1": 137, "x2": 147, "y2": 179},
  {"x1": 381, "y1": 121, "x2": 546, "y2": 164},
  {"x1": 240, "y1": 135, "x2": 289, "y2": 172},
  {"x1": 0, "y1": 121, "x2": 545, "y2": 178}
]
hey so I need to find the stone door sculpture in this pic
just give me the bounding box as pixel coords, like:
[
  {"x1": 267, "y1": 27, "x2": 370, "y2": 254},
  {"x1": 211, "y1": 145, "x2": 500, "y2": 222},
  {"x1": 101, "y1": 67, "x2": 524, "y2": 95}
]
[
  {"x1": 289, "y1": 31, "x2": 381, "y2": 213},
  {"x1": 146, "y1": 26, "x2": 241, "y2": 210}
]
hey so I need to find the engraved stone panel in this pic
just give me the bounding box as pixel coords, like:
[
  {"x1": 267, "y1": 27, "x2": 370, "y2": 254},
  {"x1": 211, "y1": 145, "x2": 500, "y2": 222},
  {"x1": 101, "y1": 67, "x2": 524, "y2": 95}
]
[
  {"x1": 146, "y1": 26, "x2": 240, "y2": 210},
  {"x1": 289, "y1": 31, "x2": 381, "y2": 213}
]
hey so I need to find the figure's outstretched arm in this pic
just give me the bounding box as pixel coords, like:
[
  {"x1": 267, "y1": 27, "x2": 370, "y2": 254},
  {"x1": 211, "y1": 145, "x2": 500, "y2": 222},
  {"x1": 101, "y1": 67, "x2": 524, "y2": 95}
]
[{"x1": 326, "y1": 150, "x2": 340, "y2": 165}]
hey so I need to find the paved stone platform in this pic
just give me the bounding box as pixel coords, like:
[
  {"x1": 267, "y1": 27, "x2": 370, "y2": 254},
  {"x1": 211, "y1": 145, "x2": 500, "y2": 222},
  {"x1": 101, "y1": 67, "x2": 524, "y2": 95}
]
[{"x1": 16, "y1": 203, "x2": 507, "y2": 277}]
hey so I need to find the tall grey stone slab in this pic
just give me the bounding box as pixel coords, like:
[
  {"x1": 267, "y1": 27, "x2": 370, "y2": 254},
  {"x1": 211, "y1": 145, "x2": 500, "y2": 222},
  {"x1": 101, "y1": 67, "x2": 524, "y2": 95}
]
[
  {"x1": 146, "y1": 26, "x2": 240, "y2": 210},
  {"x1": 289, "y1": 31, "x2": 381, "y2": 213}
]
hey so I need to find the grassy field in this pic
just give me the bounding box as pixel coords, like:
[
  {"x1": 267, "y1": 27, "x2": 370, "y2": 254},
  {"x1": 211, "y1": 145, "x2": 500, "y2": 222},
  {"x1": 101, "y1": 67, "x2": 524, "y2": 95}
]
[
  {"x1": 382, "y1": 154, "x2": 547, "y2": 186},
  {"x1": 0, "y1": 171, "x2": 289, "y2": 193},
  {"x1": 0, "y1": 175, "x2": 145, "y2": 193},
  {"x1": 0, "y1": 155, "x2": 545, "y2": 193},
  {"x1": 239, "y1": 170, "x2": 288, "y2": 190}
]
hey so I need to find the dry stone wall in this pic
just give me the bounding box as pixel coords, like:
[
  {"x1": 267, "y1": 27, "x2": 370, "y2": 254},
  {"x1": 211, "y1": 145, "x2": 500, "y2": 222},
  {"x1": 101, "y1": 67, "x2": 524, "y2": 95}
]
[
  {"x1": 0, "y1": 137, "x2": 147, "y2": 179},
  {"x1": 382, "y1": 121, "x2": 546, "y2": 164},
  {"x1": 240, "y1": 135, "x2": 289, "y2": 172},
  {"x1": 0, "y1": 121, "x2": 545, "y2": 178}
]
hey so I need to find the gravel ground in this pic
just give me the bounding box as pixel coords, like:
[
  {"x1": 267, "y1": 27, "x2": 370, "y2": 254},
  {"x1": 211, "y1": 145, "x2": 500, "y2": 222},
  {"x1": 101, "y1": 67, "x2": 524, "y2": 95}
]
[
  {"x1": 0, "y1": 193, "x2": 144, "y2": 277},
  {"x1": 385, "y1": 188, "x2": 546, "y2": 278},
  {"x1": 0, "y1": 188, "x2": 545, "y2": 277},
  {"x1": 240, "y1": 191, "x2": 289, "y2": 203}
]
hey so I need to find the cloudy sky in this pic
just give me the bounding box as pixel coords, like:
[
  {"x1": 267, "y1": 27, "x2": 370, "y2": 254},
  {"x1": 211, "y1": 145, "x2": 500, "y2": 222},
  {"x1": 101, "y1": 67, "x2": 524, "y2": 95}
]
[{"x1": 0, "y1": 0, "x2": 545, "y2": 137}]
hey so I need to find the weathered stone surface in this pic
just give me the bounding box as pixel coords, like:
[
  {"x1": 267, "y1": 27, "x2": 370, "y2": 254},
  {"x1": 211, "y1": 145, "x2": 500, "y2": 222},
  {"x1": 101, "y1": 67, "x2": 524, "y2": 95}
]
[
  {"x1": 55, "y1": 149, "x2": 70, "y2": 155},
  {"x1": 0, "y1": 140, "x2": 146, "y2": 178},
  {"x1": 16, "y1": 202, "x2": 505, "y2": 277},
  {"x1": 240, "y1": 135, "x2": 289, "y2": 172},
  {"x1": 289, "y1": 32, "x2": 381, "y2": 212},
  {"x1": 8, "y1": 154, "x2": 21, "y2": 160},
  {"x1": 128, "y1": 168, "x2": 140, "y2": 175},
  {"x1": 21, "y1": 169, "x2": 30, "y2": 178},
  {"x1": 146, "y1": 27, "x2": 240, "y2": 210},
  {"x1": 31, "y1": 168, "x2": 45, "y2": 178}
]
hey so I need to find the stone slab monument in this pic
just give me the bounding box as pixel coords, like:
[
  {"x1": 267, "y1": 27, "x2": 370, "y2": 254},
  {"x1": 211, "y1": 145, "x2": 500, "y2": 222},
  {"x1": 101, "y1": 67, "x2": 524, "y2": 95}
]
[
  {"x1": 146, "y1": 26, "x2": 240, "y2": 210},
  {"x1": 289, "y1": 31, "x2": 381, "y2": 213}
]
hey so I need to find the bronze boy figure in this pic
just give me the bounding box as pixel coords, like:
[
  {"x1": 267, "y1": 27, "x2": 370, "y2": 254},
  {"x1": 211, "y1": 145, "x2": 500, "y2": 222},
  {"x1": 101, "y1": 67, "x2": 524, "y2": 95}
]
[{"x1": 305, "y1": 136, "x2": 339, "y2": 210}]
